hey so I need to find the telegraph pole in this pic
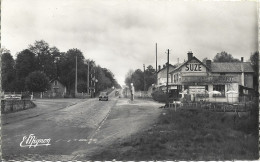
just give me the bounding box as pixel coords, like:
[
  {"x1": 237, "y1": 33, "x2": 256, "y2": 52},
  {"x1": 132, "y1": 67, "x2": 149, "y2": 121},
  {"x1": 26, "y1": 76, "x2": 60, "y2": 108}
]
[
  {"x1": 87, "y1": 60, "x2": 90, "y2": 95},
  {"x1": 156, "y1": 43, "x2": 158, "y2": 85},
  {"x1": 75, "y1": 56, "x2": 78, "y2": 97},
  {"x1": 143, "y1": 64, "x2": 146, "y2": 91},
  {"x1": 166, "y1": 49, "x2": 170, "y2": 107}
]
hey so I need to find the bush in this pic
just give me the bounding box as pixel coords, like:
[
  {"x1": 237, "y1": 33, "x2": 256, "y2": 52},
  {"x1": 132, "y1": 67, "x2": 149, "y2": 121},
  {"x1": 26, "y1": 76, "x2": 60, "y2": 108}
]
[{"x1": 151, "y1": 90, "x2": 167, "y2": 103}]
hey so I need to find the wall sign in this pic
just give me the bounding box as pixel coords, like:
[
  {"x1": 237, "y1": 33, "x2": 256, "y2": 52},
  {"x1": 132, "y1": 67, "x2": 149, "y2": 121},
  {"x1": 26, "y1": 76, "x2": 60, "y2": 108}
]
[
  {"x1": 182, "y1": 76, "x2": 239, "y2": 83},
  {"x1": 185, "y1": 63, "x2": 202, "y2": 71}
]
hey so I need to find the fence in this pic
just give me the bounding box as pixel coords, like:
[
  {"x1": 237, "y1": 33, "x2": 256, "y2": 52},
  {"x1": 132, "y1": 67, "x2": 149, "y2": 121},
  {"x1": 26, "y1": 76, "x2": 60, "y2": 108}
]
[
  {"x1": 1, "y1": 99, "x2": 36, "y2": 114},
  {"x1": 3, "y1": 92, "x2": 92, "y2": 99},
  {"x1": 169, "y1": 99, "x2": 257, "y2": 113}
]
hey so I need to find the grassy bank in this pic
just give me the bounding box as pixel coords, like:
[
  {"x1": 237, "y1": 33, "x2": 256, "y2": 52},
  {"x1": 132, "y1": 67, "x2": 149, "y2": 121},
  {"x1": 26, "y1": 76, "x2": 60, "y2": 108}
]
[{"x1": 91, "y1": 107, "x2": 258, "y2": 160}]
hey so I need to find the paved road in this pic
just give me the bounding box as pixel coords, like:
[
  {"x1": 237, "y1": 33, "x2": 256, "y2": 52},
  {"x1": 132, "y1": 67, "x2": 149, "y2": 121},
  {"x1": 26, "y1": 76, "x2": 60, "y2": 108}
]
[{"x1": 2, "y1": 91, "x2": 164, "y2": 161}]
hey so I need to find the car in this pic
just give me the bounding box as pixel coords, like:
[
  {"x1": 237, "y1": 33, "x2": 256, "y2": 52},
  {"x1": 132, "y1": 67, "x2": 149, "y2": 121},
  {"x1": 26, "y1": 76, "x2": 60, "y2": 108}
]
[{"x1": 99, "y1": 92, "x2": 108, "y2": 101}]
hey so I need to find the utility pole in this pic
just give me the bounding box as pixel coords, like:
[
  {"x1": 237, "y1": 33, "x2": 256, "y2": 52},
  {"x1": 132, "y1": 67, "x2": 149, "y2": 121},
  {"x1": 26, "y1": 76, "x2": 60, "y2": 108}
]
[
  {"x1": 156, "y1": 43, "x2": 158, "y2": 85},
  {"x1": 143, "y1": 64, "x2": 146, "y2": 91},
  {"x1": 87, "y1": 60, "x2": 90, "y2": 95},
  {"x1": 75, "y1": 56, "x2": 78, "y2": 97},
  {"x1": 166, "y1": 49, "x2": 170, "y2": 107}
]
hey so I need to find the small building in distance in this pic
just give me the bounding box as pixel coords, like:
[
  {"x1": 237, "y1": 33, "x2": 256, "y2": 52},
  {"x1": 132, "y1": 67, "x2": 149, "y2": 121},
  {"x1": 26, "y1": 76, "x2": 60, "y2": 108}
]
[{"x1": 47, "y1": 79, "x2": 67, "y2": 98}]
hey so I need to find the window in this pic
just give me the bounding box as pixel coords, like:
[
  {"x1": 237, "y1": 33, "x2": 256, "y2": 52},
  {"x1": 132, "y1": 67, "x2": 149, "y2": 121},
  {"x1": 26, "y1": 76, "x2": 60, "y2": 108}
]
[
  {"x1": 54, "y1": 81, "x2": 58, "y2": 86},
  {"x1": 205, "y1": 85, "x2": 208, "y2": 91},
  {"x1": 213, "y1": 85, "x2": 225, "y2": 97}
]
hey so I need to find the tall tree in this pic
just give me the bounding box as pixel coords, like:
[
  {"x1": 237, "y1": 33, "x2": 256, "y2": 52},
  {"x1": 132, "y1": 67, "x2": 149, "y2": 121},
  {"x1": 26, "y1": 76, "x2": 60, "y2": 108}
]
[
  {"x1": 15, "y1": 49, "x2": 36, "y2": 79},
  {"x1": 213, "y1": 51, "x2": 240, "y2": 62},
  {"x1": 15, "y1": 49, "x2": 37, "y2": 91},
  {"x1": 28, "y1": 40, "x2": 59, "y2": 79},
  {"x1": 59, "y1": 48, "x2": 85, "y2": 94},
  {"x1": 1, "y1": 53, "x2": 16, "y2": 92},
  {"x1": 25, "y1": 71, "x2": 50, "y2": 92}
]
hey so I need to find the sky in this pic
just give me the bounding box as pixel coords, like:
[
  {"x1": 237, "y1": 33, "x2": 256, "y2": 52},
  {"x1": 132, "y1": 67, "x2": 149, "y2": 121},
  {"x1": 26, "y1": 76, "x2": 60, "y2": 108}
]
[{"x1": 2, "y1": 0, "x2": 258, "y2": 86}]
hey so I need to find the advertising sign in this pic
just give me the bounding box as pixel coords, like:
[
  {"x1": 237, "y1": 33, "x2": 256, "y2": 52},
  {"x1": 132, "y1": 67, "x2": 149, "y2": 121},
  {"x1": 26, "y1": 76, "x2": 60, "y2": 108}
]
[
  {"x1": 189, "y1": 86, "x2": 206, "y2": 94},
  {"x1": 182, "y1": 76, "x2": 239, "y2": 83},
  {"x1": 182, "y1": 60, "x2": 207, "y2": 73}
]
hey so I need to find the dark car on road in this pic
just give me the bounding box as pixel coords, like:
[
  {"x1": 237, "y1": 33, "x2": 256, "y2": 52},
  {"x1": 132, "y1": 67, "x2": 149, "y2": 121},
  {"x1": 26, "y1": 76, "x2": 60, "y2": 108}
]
[{"x1": 99, "y1": 92, "x2": 108, "y2": 101}]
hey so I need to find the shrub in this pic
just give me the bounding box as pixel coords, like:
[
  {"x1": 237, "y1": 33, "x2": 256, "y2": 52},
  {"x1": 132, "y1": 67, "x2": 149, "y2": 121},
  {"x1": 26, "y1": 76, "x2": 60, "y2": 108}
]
[{"x1": 151, "y1": 90, "x2": 167, "y2": 103}]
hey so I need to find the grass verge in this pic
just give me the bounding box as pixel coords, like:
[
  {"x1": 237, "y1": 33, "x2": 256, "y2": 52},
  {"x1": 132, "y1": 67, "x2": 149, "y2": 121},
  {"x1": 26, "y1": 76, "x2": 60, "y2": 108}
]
[{"x1": 90, "y1": 107, "x2": 258, "y2": 160}]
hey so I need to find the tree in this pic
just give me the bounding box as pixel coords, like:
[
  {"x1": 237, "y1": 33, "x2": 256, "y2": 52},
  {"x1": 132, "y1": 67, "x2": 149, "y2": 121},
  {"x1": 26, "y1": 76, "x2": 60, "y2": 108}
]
[
  {"x1": 95, "y1": 66, "x2": 112, "y2": 92},
  {"x1": 145, "y1": 65, "x2": 156, "y2": 89},
  {"x1": 77, "y1": 82, "x2": 88, "y2": 93},
  {"x1": 16, "y1": 49, "x2": 36, "y2": 79},
  {"x1": 28, "y1": 40, "x2": 60, "y2": 79},
  {"x1": 250, "y1": 51, "x2": 259, "y2": 92},
  {"x1": 1, "y1": 53, "x2": 16, "y2": 92},
  {"x1": 59, "y1": 48, "x2": 85, "y2": 94},
  {"x1": 124, "y1": 65, "x2": 156, "y2": 91},
  {"x1": 202, "y1": 57, "x2": 209, "y2": 64},
  {"x1": 213, "y1": 51, "x2": 240, "y2": 62},
  {"x1": 25, "y1": 71, "x2": 50, "y2": 92}
]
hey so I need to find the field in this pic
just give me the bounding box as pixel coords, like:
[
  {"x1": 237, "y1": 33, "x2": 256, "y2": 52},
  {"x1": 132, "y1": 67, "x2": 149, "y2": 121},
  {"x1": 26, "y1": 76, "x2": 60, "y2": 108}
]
[{"x1": 91, "y1": 106, "x2": 258, "y2": 160}]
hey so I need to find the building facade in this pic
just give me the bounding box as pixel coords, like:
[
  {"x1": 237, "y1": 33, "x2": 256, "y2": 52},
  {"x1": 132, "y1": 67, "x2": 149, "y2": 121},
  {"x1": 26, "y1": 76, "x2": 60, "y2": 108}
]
[
  {"x1": 158, "y1": 52, "x2": 255, "y2": 103},
  {"x1": 47, "y1": 79, "x2": 67, "y2": 97},
  {"x1": 157, "y1": 63, "x2": 178, "y2": 85}
]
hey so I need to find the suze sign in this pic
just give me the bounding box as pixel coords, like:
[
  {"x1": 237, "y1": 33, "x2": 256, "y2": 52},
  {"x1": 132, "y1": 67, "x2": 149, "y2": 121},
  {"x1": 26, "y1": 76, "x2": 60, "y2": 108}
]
[{"x1": 185, "y1": 63, "x2": 202, "y2": 72}]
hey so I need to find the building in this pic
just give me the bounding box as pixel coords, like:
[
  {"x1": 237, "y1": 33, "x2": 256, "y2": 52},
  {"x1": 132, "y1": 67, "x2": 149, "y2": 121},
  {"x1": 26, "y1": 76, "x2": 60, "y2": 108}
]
[
  {"x1": 157, "y1": 63, "x2": 179, "y2": 85},
  {"x1": 157, "y1": 51, "x2": 256, "y2": 103},
  {"x1": 47, "y1": 79, "x2": 67, "y2": 97}
]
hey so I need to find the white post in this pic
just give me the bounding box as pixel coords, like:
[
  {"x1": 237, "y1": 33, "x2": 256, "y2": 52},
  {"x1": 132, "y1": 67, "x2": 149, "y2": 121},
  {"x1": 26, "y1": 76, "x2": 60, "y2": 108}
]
[{"x1": 31, "y1": 92, "x2": 33, "y2": 100}]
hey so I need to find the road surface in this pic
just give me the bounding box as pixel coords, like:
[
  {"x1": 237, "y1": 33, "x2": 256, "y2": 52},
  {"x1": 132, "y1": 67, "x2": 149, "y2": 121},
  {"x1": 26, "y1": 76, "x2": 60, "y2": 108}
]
[{"x1": 2, "y1": 92, "x2": 164, "y2": 161}]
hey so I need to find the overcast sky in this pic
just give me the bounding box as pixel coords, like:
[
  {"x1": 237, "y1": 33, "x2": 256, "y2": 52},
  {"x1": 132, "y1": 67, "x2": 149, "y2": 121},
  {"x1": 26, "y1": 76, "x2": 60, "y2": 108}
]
[{"x1": 2, "y1": 0, "x2": 258, "y2": 85}]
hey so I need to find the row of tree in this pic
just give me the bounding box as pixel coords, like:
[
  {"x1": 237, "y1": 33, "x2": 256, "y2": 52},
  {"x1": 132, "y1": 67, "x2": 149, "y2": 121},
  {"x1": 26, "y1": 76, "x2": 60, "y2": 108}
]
[
  {"x1": 1, "y1": 40, "x2": 121, "y2": 94},
  {"x1": 125, "y1": 51, "x2": 259, "y2": 92}
]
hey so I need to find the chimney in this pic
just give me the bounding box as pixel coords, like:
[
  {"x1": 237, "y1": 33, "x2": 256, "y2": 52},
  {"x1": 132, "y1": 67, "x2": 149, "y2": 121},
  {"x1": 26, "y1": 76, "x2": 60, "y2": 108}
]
[
  {"x1": 241, "y1": 57, "x2": 244, "y2": 62},
  {"x1": 187, "y1": 51, "x2": 193, "y2": 61},
  {"x1": 206, "y1": 60, "x2": 212, "y2": 70},
  {"x1": 163, "y1": 64, "x2": 166, "y2": 68},
  {"x1": 158, "y1": 65, "x2": 161, "y2": 71}
]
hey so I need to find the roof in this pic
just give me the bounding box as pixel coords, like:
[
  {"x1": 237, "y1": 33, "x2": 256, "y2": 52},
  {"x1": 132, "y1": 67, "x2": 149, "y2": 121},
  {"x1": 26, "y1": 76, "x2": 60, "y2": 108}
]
[
  {"x1": 211, "y1": 62, "x2": 254, "y2": 73},
  {"x1": 169, "y1": 56, "x2": 210, "y2": 73},
  {"x1": 157, "y1": 64, "x2": 176, "y2": 73},
  {"x1": 49, "y1": 78, "x2": 61, "y2": 83}
]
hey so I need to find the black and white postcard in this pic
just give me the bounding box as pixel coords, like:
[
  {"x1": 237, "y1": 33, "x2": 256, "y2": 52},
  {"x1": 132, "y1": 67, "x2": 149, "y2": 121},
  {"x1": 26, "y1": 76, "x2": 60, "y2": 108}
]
[{"x1": 1, "y1": 0, "x2": 259, "y2": 161}]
